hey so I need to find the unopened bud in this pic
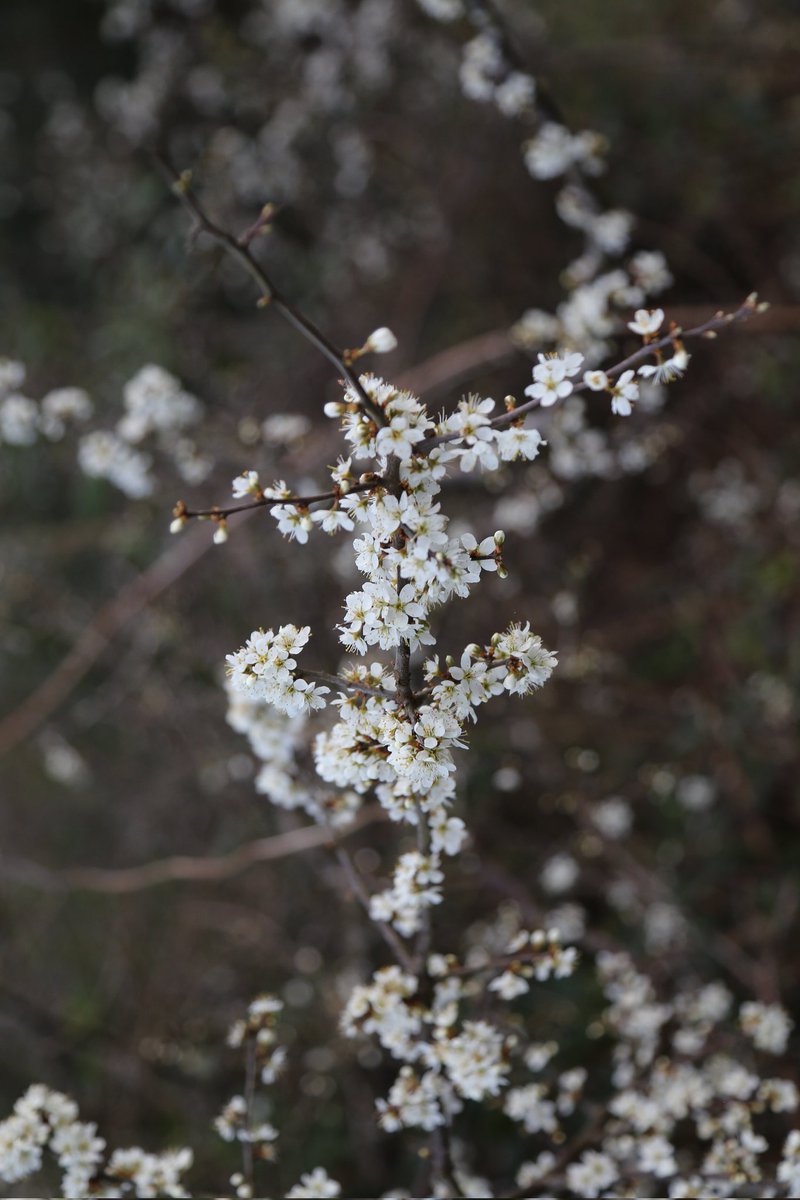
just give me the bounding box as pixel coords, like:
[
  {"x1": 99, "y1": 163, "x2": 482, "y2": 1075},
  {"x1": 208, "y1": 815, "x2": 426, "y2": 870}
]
[
  {"x1": 170, "y1": 516, "x2": 187, "y2": 534},
  {"x1": 365, "y1": 326, "x2": 398, "y2": 354},
  {"x1": 213, "y1": 522, "x2": 229, "y2": 545}
]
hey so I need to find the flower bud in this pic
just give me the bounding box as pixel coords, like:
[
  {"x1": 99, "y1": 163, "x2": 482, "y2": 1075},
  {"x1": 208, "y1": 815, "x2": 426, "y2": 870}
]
[{"x1": 365, "y1": 327, "x2": 398, "y2": 354}]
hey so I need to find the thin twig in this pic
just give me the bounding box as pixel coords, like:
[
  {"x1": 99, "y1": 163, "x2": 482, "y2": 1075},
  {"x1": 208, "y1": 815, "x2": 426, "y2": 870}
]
[
  {"x1": 241, "y1": 1039, "x2": 257, "y2": 1192},
  {"x1": 0, "y1": 522, "x2": 219, "y2": 758},
  {"x1": 333, "y1": 842, "x2": 416, "y2": 973},
  {"x1": 156, "y1": 155, "x2": 385, "y2": 425},
  {"x1": 178, "y1": 479, "x2": 380, "y2": 524},
  {"x1": 301, "y1": 670, "x2": 394, "y2": 702}
]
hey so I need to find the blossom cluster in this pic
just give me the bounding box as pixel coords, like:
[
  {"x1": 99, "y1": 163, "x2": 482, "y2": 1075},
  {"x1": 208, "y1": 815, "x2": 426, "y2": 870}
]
[
  {"x1": 214, "y1": 995, "x2": 343, "y2": 1200},
  {"x1": 341, "y1": 928, "x2": 579, "y2": 1133},
  {"x1": 225, "y1": 624, "x2": 330, "y2": 717},
  {"x1": 0, "y1": 1085, "x2": 192, "y2": 1198},
  {"x1": 222, "y1": 366, "x2": 564, "y2": 944},
  {"x1": 80, "y1": 364, "x2": 209, "y2": 497},
  {"x1": 214, "y1": 996, "x2": 287, "y2": 1197},
  {"x1": 0, "y1": 357, "x2": 92, "y2": 447},
  {"x1": 0, "y1": 356, "x2": 210, "y2": 498},
  {"x1": 413, "y1": 0, "x2": 675, "y2": 364}
]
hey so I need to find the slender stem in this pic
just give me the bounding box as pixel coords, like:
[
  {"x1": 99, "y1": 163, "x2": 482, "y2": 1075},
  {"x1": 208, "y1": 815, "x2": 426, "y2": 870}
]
[
  {"x1": 430, "y1": 1124, "x2": 462, "y2": 1198},
  {"x1": 413, "y1": 812, "x2": 433, "y2": 973},
  {"x1": 241, "y1": 1038, "x2": 257, "y2": 1193},
  {"x1": 300, "y1": 669, "x2": 393, "y2": 701},
  {"x1": 178, "y1": 480, "x2": 380, "y2": 523},
  {"x1": 333, "y1": 842, "x2": 416, "y2": 973},
  {"x1": 156, "y1": 155, "x2": 385, "y2": 425},
  {"x1": 436, "y1": 946, "x2": 564, "y2": 980}
]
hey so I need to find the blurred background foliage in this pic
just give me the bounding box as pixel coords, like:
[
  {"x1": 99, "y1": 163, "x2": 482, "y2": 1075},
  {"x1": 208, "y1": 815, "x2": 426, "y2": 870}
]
[{"x1": 0, "y1": 0, "x2": 799, "y2": 1193}]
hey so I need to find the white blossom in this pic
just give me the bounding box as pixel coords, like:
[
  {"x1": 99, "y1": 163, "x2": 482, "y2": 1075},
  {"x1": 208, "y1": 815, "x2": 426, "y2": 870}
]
[
  {"x1": 628, "y1": 307, "x2": 665, "y2": 336},
  {"x1": 286, "y1": 1167, "x2": 341, "y2": 1198}
]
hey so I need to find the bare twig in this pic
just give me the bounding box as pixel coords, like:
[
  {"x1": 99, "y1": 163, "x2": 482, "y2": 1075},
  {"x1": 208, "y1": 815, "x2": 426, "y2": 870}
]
[
  {"x1": 157, "y1": 155, "x2": 385, "y2": 426},
  {"x1": 300, "y1": 669, "x2": 393, "y2": 701},
  {"x1": 0, "y1": 522, "x2": 219, "y2": 758},
  {"x1": 333, "y1": 842, "x2": 416, "y2": 973},
  {"x1": 177, "y1": 479, "x2": 381, "y2": 524}
]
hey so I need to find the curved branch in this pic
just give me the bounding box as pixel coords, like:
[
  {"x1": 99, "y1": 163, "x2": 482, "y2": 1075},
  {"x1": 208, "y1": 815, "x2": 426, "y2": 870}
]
[{"x1": 0, "y1": 804, "x2": 387, "y2": 894}]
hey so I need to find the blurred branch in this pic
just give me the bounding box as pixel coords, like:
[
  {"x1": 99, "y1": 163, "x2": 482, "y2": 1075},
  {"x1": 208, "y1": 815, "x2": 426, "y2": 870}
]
[
  {"x1": 398, "y1": 329, "x2": 520, "y2": 398},
  {"x1": 0, "y1": 522, "x2": 220, "y2": 758},
  {"x1": 0, "y1": 804, "x2": 386, "y2": 894}
]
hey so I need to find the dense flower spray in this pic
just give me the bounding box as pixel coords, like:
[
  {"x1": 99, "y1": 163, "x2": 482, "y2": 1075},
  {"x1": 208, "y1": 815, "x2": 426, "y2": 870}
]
[{"x1": 0, "y1": 1, "x2": 791, "y2": 1197}]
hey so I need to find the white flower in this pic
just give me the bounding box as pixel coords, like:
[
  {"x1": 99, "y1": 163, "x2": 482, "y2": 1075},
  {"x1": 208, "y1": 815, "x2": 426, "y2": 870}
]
[
  {"x1": 311, "y1": 506, "x2": 355, "y2": 534},
  {"x1": 524, "y1": 353, "x2": 583, "y2": 408},
  {"x1": 78, "y1": 430, "x2": 154, "y2": 498},
  {"x1": 583, "y1": 369, "x2": 608, "y2": 391},
  {"x1": 495, "y1": 424, "x2": 543, "y2": 461},
  {"x1": 676, "y1": 774, "x2": 715, "y2": 810},
  {"x1": 416, "y1": 0, "x2": 463, "y2": 20},
  {"x1": 740, "y1": 1001, "x2": 793, "y2": 1054},
  {"x1": 638, "y1": 347, "x2": 690, "y2": 383},
  {"x1": 630, "y1": 250, "x2": 673, "y2": 294},
  {"x1": 232, "y1": 470, "x2": 261, "y2": 498},
  {"x1": 591, "y1": 797, "x2": 632, "y2": 839},
  {"x1": 376, "y1": 1066, "x2": 447, "y2": 1132},
  {"x1": 628, "y1": 307, "x2": 665, "y2": 336},
  {"x1": 516, "y1": 1152, "x2": 557, "y2": 1190},
  {"x1": 638, "y1": 1134, "x2": 678, "y2": 1179},
  {"x1": 0, "y1": 357, "x2": 26, "y2": 396},
  {"x1": 488, "y1": 970, "x2": 529, "y2": 1000},
  {"x1": 286, "y1": 1167, "x2": 341, "y2": 1198},
  {"x1": 270, "y1": 503, "x2": 313, "y2": 543},
  {"x1": 375, "y1": 416, "x2": 425, "y2": 463},
  {"x1": 119, "y1": 364, "x2": 201, "y2": 442},
  {"x1": 565, "y1": 1151, "x2": 618, "y2": 1198},
  {"x1": 0, "y1": 394, "x2": 39, "y2": 445},
  {"x1": 610, "y1": 369, "x2": 639, "y2": 416},
  {"x1": 40, "y1": 387, "x2": 92, "y2": 439},
  {"x1": 523, "y1": 123, "x2": 578, "y2": 180},
  {"x1": 504, "y1": 1083, "x2": 557, "y2": 1133},
  {"x1": 494, "y1": 72, "x2": 536, "y2": 117},
  {"x1": 437, "y1": 1020, "x2": 510, "y2": 1101},
  {"x1": 262, "y1": 413, "x2": 312, "y2": 445},
  {"x1": 541, "y1": 853, "x2": 578, "y2": 895}
]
